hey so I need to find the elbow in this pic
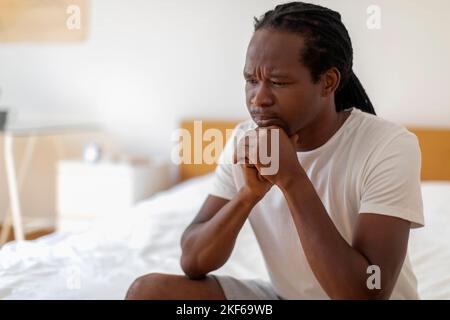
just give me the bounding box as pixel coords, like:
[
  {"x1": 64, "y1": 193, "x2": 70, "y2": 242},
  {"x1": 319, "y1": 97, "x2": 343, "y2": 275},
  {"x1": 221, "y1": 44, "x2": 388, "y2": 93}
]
[
  {"x1": 330, "y1": 291, "x2": 389, "y2": 300},
  {"x1": 179, "y1": 227, "x2": 225, "y2": 280},
  {"x1": 329, "y1": 285, "x2": 392, "y2": 300},
  {"x1": 328, "y1": 264, "x2": 397, "y2": 300},
  {"x1": 180, "y1": 232, "x2": 205, "y2": 279},
  {"x1": 353, "y1": 290, "x2": 391, "y2": 300},
  {"x1": 363, "y1": 288, "x2": 392, "y2": 300},
  {"x1": 180, "y1": 254, "x2": 207, "y2": 280}
]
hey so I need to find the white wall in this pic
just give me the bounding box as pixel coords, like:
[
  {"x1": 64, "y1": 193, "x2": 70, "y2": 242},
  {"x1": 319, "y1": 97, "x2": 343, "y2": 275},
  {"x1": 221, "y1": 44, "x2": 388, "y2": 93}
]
[{"x1": 0, "y1": 0, "x2": 449, "y2": 157}]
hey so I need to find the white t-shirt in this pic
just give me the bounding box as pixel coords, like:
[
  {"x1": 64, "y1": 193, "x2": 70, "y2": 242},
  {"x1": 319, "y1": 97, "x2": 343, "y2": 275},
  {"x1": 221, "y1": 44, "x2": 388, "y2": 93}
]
[{"x1": 209, "y1": 107, "x2": 424, "y2": 299}]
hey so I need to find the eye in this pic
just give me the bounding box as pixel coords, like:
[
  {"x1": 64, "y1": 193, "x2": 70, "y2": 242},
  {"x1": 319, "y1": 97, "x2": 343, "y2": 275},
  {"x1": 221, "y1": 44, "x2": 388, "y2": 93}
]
[
  {"x1": 246, "y1": 78, "x2": 258, "y2": 85},
  {"x1": 271, "y1": 81, "x2": 288, "y2": 87}
]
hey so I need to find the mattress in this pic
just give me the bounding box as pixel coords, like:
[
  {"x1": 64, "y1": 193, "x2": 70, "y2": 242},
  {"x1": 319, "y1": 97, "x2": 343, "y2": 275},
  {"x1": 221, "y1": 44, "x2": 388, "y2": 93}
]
[{"x1": 0, "y1": 175, "x2": 449, "y2": 299}]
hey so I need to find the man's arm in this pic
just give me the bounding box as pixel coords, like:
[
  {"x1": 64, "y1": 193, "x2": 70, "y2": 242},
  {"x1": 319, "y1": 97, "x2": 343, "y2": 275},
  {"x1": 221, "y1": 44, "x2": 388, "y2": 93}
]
[
  {"x1": 280, "y1": 176, "x2": 410, "y2": 299},
  {"x1": 242, "y1": 125, "x2": 414, "y2": 299},
  {"x1": 181, "y1": 132, "x2": 274, "y2": 280},
  {"x1": 180, "y1": 190, "x2": 261, "y2": 280}
]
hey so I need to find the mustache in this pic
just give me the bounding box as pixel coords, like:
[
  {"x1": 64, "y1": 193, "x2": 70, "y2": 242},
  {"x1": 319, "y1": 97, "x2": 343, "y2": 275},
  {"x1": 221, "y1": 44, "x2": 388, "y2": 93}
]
[
  {"x1": 251, "y1": 112, "x2": 278, "y2": 119},
  {"x1": 250, "y1": 113, "x2": 289, "y2": 133},
  {"x1": 250, "y1": 108, "x2": 280, "y2": 121}
]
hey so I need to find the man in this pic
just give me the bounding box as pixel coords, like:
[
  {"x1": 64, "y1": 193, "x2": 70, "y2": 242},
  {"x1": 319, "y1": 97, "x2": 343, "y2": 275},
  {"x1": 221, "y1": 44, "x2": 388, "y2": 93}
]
[{"x1": 126, "y1": 2, "x2": 424, "y2": 300}]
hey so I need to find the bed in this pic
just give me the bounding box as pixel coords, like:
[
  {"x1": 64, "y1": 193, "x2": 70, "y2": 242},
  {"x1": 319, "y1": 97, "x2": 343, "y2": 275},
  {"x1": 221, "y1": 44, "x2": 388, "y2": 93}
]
[{"x1": 0, "y1": 122, "x2": 449, "y2": 300}]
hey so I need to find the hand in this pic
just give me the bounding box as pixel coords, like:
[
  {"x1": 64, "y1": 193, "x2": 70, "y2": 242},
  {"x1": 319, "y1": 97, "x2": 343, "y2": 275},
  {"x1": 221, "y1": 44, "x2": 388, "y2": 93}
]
[
  {"x1": 233, "y1": 134, "x2": 273, "y2": 200},
  {"x1": 234, "y1": 126, "x2": 306, "y2": 190}
]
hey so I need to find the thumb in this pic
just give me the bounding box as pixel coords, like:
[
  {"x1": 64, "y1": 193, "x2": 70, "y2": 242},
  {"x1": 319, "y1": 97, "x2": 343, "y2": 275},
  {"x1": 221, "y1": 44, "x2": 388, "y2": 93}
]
[{"x1": 289, "y1": 133, "x2": 299, "y2": 146}]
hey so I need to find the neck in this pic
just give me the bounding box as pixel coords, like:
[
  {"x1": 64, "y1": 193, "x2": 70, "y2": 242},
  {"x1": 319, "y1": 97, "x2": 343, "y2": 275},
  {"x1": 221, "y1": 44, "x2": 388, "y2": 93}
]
[{"x1": 294, "y1": 104, "x2": 351, "y2": 152}]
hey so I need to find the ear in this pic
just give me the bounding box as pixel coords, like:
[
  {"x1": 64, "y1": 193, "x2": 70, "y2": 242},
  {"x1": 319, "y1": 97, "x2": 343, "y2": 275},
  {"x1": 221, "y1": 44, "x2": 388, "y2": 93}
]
[{"x1": 320, "y1": 67, "x2": 341, "y2": 97}]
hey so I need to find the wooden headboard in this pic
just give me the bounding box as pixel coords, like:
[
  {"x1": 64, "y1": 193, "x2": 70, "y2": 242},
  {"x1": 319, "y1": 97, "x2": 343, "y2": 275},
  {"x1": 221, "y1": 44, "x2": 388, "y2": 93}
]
[
  {"x1": 409, "y1": 128, "x2": 450, "y2": 181},
  {"x1": 179, "y1": 120, "x2": 241, "y2": 181},
  {"x1": 178, "y1": 120, "x2": 450, "y2": 182}
]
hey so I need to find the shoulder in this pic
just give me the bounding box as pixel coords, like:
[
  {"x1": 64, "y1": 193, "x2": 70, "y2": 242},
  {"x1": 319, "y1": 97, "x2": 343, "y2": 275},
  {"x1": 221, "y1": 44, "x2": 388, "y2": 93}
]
[{"x1": 349, "y1": 108, "x2": 420, "y2": 156}]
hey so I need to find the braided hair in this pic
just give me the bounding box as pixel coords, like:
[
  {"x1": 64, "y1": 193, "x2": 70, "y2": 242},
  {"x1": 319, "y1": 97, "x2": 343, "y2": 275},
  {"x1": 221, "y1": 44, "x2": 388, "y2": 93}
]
[{"x1": 254, "y1": 2, "x2": 376, "y2": 115}]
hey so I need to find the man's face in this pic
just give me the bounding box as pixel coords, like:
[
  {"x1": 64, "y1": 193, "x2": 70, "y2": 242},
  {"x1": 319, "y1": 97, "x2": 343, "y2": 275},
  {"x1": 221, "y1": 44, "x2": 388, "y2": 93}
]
[{"x1": 244, "y1": 28, "x2": 325, "y2": 136}]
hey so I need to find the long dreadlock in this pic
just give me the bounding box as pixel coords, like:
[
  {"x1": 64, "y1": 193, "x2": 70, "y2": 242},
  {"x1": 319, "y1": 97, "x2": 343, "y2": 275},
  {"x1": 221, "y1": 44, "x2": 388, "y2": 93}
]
[{"x1": 254, "y1": 2, "x2": 376, "y2": 115}]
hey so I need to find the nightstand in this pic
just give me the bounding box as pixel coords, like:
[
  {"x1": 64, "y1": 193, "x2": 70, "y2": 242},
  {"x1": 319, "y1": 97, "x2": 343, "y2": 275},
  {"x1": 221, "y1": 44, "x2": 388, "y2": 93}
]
[
  {"x1": 0, "y1": 122, "x2": 105, "y2": 243},
  {"x1": 56, "y1": 158, "x2": 173, "y2": 232}
]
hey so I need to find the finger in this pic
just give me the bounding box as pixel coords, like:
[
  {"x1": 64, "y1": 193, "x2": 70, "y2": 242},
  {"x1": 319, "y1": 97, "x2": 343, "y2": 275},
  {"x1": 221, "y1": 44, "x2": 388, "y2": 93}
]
[
  {"x1": 255, "y1": 125, "x2": 282, "y2": 134},
  {"x1": 232, "y1": 138, "x2": 239, "y2": 164},
  {"x1": 289, "y1": 133, "x2": 299, "y2": 146},
  {"x1": 257, "y1": 172, "x2": 264, "y2": 181},
  {"x1": 234, "y1": 136, "x2": 247, "y2": 164},
  {"x1": 236, "y1": 142, "x2": 251, "y2": 165},
  {"x1": 237, "y1": 134, "x2": 259, "y2": 165},
  {"x1": 256, "y1": 119, "x2": 287, "y2": 131}
]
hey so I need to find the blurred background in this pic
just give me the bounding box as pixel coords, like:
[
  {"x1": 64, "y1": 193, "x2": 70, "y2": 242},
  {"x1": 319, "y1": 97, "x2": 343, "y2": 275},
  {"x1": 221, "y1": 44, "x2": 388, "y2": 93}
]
[{"x1": 0, "y1": 0, "x2": 449, "y2": 241}]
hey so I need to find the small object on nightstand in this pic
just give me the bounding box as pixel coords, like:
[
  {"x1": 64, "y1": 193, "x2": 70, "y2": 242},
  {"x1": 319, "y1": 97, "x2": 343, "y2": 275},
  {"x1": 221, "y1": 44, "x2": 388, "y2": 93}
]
[
  {"x1": 0, "y1": 109, "x2": 7, "y2": 131},
  {"x1": 56, "y1": 157, "x2": 173, "y2": 233},
  {"x1": 83, "y1": 142, "x2": 102, "y2": 163}
]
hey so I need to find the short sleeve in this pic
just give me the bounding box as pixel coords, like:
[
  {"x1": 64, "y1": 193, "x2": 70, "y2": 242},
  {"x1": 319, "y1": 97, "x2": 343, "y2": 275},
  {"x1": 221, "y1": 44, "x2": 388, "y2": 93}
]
[
  {"x1": 359, "y1": 131, "x2": 424, "y2": 228},
  {"x1": 208, "y1": 124, "x2": 241, "y2": 200}
]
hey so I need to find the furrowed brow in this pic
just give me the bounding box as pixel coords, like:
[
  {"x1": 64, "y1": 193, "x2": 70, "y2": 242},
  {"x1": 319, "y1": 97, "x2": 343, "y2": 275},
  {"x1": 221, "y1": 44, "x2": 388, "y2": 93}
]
[
  {"x1": 243, "y1": 70, "x2": 291, "y2": 79},
  {"x1": 268, "y1": 72, "x2": 291, "y2": 79}
]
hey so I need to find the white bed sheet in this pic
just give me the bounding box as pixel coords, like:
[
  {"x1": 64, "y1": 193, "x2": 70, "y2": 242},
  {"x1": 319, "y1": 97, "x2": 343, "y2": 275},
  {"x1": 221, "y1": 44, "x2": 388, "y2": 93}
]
[
  {"x1": 0, "y1": 175, "x2": 267, "y2": 299},
  {"x1": 0, "y1": 175, "x2": 449, "y2": 299},
  {"x1": 408, "y1": 182, "x2": 450, "y2": 299}
]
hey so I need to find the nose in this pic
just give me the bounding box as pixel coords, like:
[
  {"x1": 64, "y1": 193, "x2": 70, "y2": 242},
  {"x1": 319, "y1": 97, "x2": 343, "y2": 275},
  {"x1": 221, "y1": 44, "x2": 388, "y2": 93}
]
[{"x1": 250, "y1": 82, "x2": 274, "y2": 108}]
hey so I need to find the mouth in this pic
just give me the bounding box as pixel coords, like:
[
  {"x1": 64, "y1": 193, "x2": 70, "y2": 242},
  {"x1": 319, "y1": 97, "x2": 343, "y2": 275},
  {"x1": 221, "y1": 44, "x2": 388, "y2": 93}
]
[{"x1": 253, "y1": 116, "x2": 288, "y2": 132}]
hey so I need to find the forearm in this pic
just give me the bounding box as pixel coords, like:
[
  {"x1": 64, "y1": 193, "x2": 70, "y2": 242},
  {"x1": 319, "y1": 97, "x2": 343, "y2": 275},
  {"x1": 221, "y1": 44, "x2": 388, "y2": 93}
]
[
  {"x1": 280, "y1": 177, "x2": 379, "y2": 299},
  {"x1": 181, "y1": 188, "x2": 260, "y2": 279}
]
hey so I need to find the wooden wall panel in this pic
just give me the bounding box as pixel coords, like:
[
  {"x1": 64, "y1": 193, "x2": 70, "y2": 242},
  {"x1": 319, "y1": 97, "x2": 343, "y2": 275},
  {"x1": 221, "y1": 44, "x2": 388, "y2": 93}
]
[{"x1": 0, "y1": 0, "x2": 87, "y2": 42}]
